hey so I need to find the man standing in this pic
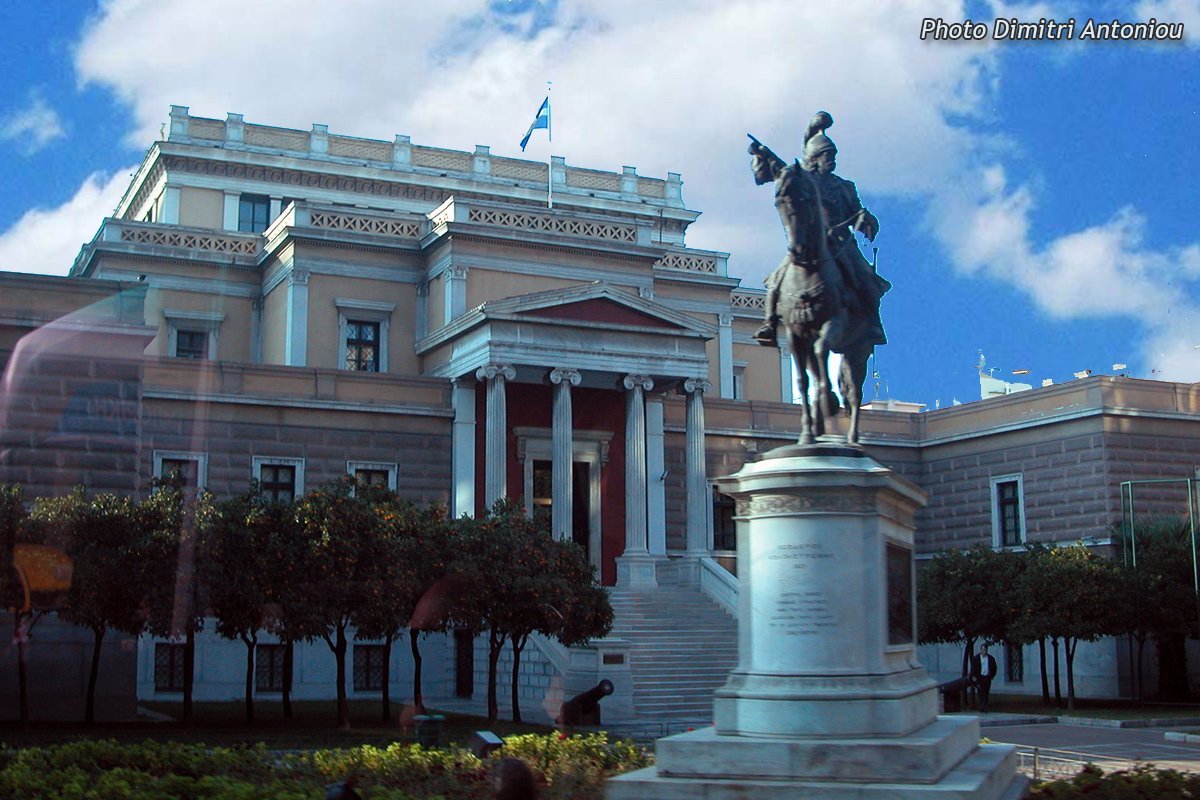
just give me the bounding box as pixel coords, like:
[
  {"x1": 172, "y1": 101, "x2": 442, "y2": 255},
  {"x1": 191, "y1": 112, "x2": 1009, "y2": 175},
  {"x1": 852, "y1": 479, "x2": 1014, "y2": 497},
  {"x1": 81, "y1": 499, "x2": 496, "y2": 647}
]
[{"x1": 971, "y1": 644, "x2": 999, "y2": 713}]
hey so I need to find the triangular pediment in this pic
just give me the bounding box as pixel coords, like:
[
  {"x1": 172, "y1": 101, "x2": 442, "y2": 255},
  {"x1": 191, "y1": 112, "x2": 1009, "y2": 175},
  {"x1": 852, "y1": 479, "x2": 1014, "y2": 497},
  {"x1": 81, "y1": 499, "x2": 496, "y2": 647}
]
[
  {"x1": 477, "y1": 282, "x2": 708, "y2": 335},
  {"x1": 523, "y1": 297, "x2": 683, "y2": 329}
]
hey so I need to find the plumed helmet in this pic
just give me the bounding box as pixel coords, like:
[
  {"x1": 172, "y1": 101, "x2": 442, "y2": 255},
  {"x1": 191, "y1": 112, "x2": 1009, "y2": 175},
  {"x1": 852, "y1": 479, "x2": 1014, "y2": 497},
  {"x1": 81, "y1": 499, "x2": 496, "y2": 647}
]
[{"x1": 803, "y1": 110, "x2": 837, "y2": 160}]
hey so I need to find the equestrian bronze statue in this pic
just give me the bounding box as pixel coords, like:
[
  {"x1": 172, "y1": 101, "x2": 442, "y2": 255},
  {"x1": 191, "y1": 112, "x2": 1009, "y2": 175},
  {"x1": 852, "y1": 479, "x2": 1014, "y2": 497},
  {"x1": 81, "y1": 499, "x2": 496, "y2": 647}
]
[{"x1": 748, "y1": 111, "x2": 890, "y2": 446}]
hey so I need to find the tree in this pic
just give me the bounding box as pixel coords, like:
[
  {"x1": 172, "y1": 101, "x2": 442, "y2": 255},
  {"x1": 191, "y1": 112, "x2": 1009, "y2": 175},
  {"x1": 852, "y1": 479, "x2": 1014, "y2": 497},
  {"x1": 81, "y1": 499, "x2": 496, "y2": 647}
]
[
  {"x1": 354, "y1": 494, "x2": 450, "y2": 721},
  {"x1": 1017, "y1": 543, "x2": 1119, "y2": 711},
  {"x1": 1113, "y1": 517, "x2": 1198, "y2": 702},
  {"x1": 917, "y1": 546, "x2": 1022, "y2": 675},
  {"x1": 203, "y1": 488, "x2": 284, "y2": 724},
  {"x1": 291, "y1": 479, "x2": 385, "y2": 729},
  {"x1": 34, "y1": 489, "x2": 145, "y2": 724},
  {"x1": 448, "y1": 500, "x2": 613, "y2": 723},
  {"x1": 139, "y1": 476, "x2": 213, "y2": 726}
]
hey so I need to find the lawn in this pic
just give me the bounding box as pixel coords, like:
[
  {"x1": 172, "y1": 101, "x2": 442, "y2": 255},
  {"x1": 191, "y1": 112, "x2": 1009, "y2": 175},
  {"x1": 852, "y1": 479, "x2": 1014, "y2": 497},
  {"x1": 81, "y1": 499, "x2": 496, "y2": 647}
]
[{"x1": 0, "y1": 700, "x2": 554, "y2": 750}]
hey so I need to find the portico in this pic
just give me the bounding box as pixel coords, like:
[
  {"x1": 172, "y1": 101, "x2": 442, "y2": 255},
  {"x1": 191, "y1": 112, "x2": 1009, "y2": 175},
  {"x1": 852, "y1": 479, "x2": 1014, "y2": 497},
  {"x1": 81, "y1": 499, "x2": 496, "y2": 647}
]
[{"x1": 416, "y1": 282, "x2": 715, "y2": 585}]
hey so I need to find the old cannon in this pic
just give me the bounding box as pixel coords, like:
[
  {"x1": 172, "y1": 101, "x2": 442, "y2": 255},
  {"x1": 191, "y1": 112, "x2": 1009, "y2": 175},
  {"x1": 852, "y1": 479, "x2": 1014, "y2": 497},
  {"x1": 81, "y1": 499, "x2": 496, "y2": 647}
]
[{"x1": 557, "y1": 679, "x2": 615, "y2": 726}]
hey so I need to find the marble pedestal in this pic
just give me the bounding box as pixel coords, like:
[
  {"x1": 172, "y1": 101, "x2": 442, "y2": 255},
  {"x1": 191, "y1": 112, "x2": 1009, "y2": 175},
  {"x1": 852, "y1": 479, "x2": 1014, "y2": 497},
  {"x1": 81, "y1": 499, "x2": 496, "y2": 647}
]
[{"x1": 608, "y1": 444, "x2": 1026, "y2": 799}]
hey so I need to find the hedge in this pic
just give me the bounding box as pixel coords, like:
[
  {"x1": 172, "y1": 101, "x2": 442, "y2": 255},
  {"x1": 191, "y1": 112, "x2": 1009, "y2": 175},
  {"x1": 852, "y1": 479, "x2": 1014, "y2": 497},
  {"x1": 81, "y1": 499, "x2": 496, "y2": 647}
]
[{"x1": 0, "y1": 733, "x2": 652, "y2": 800}]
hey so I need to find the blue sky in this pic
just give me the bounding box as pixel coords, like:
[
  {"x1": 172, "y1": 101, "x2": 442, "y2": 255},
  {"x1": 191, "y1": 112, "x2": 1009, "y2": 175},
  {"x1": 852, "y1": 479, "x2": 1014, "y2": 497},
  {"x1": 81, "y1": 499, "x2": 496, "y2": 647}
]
[{"x1": 0, "y1": 0, "x2": 1196, "y2": 409}]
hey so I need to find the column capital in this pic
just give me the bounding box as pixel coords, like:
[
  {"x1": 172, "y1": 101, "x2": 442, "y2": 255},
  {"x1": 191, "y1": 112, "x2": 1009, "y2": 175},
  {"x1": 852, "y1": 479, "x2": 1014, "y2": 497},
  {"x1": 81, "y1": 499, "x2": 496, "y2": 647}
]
[
  {"x1": 623, "y1": 374, "x2": 654, "y2": 392},
  {"x1": 476, "y1": 363, "x2": 516, "y2": 382},
  {"x1": 718, "y1": 312, "x2": 734, "y2": 327},
  {"x1": 289, "y1": 269, "x2": 310, "y2": 286},
  {"x1": 683, "y1": 377, "x2": 712, "y2": 395},
  {"x1": 549, "y1": 367, "x2": 582, "y2": 387},
  {"x1": 448, "y1": 263, "x2": 469, "y2": 280}
]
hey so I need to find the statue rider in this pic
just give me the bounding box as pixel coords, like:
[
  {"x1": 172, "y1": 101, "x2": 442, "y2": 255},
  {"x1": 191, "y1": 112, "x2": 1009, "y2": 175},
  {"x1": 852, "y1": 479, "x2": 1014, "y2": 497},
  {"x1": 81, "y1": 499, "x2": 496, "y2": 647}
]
[{"x1": 751, "y1": 111, "x2": 890, "y2": 351}]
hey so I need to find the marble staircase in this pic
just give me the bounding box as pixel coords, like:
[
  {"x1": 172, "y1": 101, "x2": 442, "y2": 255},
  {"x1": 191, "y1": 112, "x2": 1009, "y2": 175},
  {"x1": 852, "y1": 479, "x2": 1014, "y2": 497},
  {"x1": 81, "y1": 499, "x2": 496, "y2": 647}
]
[{"x1": 606, "y1": 583, "x2": 738, "y2": 724}]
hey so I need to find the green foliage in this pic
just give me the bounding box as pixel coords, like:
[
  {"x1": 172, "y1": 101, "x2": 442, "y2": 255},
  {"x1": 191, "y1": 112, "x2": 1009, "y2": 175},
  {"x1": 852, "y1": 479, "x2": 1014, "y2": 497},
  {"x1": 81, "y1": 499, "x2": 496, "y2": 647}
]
[
  {"x1": 448, "y1": 499, "x2": 614, "y2": 722},
  {"x1": 31, "y1": 488, "x2": 145, "y2": 638},
  {"x1": 917, "y1": 545, "x2": 1023, "y2": 665},
  {"x1": 1029, "y1": 763, "x2": 1200, "y2": 798},
  {"x1": 0, "y1": 734, "x2": 650, "y2": 800},
  {"x1": 0, "y1": 483, "x2": 27, "y2": 612}
]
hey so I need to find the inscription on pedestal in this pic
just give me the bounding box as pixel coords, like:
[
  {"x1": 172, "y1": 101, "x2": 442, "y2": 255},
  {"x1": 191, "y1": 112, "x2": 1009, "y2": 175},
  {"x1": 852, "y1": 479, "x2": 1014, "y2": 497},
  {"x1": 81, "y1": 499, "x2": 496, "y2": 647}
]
[{"x1": 765, "y1": 541, "x2": 838, "y2": 637}]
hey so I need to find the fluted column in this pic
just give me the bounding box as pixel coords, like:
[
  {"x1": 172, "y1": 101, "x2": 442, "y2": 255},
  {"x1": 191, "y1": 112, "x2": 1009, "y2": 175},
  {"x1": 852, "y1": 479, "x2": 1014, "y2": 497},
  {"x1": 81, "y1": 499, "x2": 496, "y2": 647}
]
[
  {"x1": 623, "y1": 374, "x2": 653, "y2": 557},
  {"x1": 549, "y1": 368, "x2": 581, "y2": 541},
  {"x1": 451, "y1": 377, "x2": 476, "y2": 518},
  {"x1": 646, "y1": 394, "x2": 667, "y2": 557},
  {"x1": 476, "y1": 363, "x2": 516, "y2": 508},
  {"x1": 684, "y1": 378, "x2": 712, "y2": 556}
]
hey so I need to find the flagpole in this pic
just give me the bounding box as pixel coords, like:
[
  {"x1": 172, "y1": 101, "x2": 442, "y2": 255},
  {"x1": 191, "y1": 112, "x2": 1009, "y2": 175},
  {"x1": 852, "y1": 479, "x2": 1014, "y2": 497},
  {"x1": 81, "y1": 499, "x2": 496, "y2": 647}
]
[{"x1": 547, "y1": 81, "x2": 553, "y2": 209}]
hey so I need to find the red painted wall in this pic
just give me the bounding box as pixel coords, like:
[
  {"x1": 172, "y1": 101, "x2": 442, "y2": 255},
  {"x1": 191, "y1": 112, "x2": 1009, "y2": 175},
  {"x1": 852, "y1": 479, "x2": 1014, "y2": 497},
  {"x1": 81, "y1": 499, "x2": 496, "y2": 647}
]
[{"x1": 474, "y1": 380, "x2": 625, "y2": 585}]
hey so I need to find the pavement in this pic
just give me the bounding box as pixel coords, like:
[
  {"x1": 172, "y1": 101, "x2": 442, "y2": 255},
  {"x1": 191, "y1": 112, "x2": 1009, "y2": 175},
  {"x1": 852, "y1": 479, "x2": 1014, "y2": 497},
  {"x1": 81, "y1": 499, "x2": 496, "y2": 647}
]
[{"x1": 960, "y1": 712, "x2": 1200, "y2": 778}]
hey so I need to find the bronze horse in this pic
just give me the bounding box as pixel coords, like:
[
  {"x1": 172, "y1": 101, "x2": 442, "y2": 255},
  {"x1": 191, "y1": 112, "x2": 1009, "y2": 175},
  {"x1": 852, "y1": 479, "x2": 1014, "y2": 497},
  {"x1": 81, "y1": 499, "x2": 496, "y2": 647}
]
[{"x1": 755, "y1": 148, "x2": 872, "y2": 446}]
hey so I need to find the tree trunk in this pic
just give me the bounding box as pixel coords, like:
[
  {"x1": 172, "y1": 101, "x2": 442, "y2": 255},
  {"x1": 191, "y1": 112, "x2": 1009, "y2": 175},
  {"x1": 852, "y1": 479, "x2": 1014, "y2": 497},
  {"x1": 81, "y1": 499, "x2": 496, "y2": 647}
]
[
  {"x1": 242, "y1": 633, "x2": 257, "y2": 724},
  {"x1": 183, "y1": 628, "x2": 196, "y2": 727},
  {"x1": 1051, "y1": 637, "x2": 1062, "y2": 708},
  {"x1": 85, "y1": 626, "x2": 105, "y2": 725},
  {"x1": 960, "y1": 637, "x2": 975, "y2": 676},
  {"x1": 1156, "y1": 634, "x2": 1191, "y2": 701},
  {"x1": 409, "y1": 628, "x2": 425, "y2": 715},
  {"x1": 15, "y1": 612, "x2": 29, "y2": 729},
  {"x1": 510, "y1": 634, "x2": 527, "y2": 723},
  {"x1": 487, "y1": 629, "x2": 505, "y2": 724},
  {"x1": 1038, "y1": 637, "x2": 1050, "y2": 704},
  {"x1": 282, "y1": 639, "x2": 294, "y2": 720},
  {"x1": 330, "y1": 624, "x2": 350, "y2": 730},
  {"x1": 1135, "y1": 634, "x2": 1147, "y2": 704},
  {"x1": 381, "y1": 632, "x2": 393, "y2": 723},
  {"x1": 1065, "y1": 637, "x2": 1077, "y2": 712}
]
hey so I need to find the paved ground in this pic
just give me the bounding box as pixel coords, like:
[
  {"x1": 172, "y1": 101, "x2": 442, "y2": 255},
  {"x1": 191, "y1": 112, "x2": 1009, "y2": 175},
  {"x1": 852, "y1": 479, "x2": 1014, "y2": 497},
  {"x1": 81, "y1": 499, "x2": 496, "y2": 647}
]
[{"x1": 971, "y1": 715, "x2": 1200, "y2": 778}]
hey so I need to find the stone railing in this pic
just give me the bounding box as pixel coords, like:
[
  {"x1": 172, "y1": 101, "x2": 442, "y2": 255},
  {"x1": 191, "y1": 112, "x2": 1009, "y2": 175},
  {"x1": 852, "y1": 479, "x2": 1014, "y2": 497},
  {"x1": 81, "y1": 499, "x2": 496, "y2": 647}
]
[
  {"x1": 168, "y1": 107, "x2": 680, "y2": 207},
  {"x1": 466, "y1": 206, "x2": 637, "y2": 243},
  {"x1": 731, "y1": 290, "x2": 767, "y2": 312},
  {"x1": 308, "y1": 208, "x2": 422, "y2": 238},
  {"x1": 110, "y1": 220, "x2": 260, "y2": 256},
  {"x1": 655, "y1": 251, "x2": 719, "y2": 274}
]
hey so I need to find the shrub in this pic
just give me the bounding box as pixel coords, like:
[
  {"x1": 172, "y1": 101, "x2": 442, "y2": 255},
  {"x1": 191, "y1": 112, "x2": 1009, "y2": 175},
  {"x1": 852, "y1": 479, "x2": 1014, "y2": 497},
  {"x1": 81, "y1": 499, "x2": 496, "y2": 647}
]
[
  {"x1": 0, "y1": 733, "x2": 651, "y2": 800},
  {"x1": 1030, "y1": 763, "x2": 1200, "y2": 798}
]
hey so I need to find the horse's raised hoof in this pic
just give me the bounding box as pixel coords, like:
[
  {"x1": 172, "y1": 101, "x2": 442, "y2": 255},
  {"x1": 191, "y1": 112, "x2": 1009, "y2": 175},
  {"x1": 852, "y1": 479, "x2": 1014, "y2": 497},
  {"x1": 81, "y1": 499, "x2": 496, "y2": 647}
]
[{"x1": 753, "y1": 324, "x2": 778, "y2": 347}]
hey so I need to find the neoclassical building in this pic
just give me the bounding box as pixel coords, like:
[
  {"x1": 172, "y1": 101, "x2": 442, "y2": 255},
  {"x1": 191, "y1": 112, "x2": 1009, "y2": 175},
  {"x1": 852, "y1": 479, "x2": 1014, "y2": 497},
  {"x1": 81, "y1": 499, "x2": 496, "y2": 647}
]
[{"x1": 2, "y1": 107, "x2": 1199, "y2": 722}]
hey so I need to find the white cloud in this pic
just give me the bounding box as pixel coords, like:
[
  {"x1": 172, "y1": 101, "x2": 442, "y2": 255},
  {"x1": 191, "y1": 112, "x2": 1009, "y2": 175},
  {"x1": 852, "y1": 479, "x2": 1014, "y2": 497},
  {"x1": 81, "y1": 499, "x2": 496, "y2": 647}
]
[
  {"x1": 0, "y1": 170, "x2": 132, "y2": 275},
  {"x1": 0, "y1": 92, "x2": 66, "y2": 155},
  {"x1": 1134, "y1": 0, "x2": 1200, "y2": 44},
  {"x1": 0, "y1": 0, "x2": 1195, "y2": 381}
]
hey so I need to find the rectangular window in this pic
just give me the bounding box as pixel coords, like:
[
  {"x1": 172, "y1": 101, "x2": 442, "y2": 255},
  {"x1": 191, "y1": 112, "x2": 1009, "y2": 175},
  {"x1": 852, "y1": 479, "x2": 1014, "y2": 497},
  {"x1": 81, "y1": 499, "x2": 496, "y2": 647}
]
[
  {"x1": 154, "y1": 451, "x2": 207, "y2": 491},
  {"x1": 990, "y1": 474, "x2": 1025, "y2": 548},
  {"x1": 712, "y1": 490, "x2": 736, "y2": 551},
  {"x1": 256, "y1": 644, "x2": 285, "y2": 692},
  {"x1": 174, "y1": 329, "x2": 209, "y2": 359},
  {"x1": 1005, "y1": 641, "x2": 1024, "y2": 683},
  {"x1": 348, "y1": 461, "x2": 397, "y2": 493},
  {"x1": 259, "y1": 464, "x2": 296, "y2": 503},
  {"x1": 160, "y1": 458, "x2": 199, "y2": 490},
  {"x1": 154, "y1": 643, "x2": 186, "y2": 692},
  {"x1": 345, "y1": 320, "x2": 380, "y2": 372},
  {"x1": 252, "y1": 457, "x2": 304, "y2": 502},
  {"x1": 238, "y1": 194, "x2": 271, "y2": 233},
  {"x1": 354, "y1": 644, "x2": 387, "y2": 691},
  {"x1": 356, "y1": 468, "x2": 390, "y2": 487}
]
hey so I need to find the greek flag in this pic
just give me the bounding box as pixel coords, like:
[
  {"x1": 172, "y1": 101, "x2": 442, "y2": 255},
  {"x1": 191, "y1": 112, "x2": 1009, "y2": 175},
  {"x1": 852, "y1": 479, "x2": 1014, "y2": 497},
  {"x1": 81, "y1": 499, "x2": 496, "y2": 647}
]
[{"x1": 519, "y1": 97, "x2": 551, "y2": 151}]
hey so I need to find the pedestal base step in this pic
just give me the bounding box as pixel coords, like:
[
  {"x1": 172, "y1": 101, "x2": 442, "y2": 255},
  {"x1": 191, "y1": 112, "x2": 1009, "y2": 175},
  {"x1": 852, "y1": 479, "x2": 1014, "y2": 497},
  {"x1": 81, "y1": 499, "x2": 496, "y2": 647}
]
[
  {"x1": 657, "y1": 716, "x2": 979, "y2": 783},
  {"x1": 607, "y1": 741, "x2": 1027, "y2": 800}
]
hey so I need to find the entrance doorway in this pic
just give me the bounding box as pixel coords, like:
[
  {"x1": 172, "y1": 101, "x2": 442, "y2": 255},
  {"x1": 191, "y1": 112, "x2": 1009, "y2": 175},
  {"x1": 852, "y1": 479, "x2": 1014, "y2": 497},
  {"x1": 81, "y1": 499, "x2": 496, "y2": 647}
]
[
  {"x1": 531, "y1": 459, "x2": 592, "y2": 556},
  {"x1": 516, "y1": 428, "x2": 609, "y2": 573}
]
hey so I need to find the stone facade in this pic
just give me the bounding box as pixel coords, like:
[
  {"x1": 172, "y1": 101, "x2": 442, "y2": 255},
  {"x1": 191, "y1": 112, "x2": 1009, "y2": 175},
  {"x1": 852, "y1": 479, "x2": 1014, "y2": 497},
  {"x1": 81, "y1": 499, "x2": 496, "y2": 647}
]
[{"x1": 2, "y1": 108, "x2": 1199, "y2": 718}]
